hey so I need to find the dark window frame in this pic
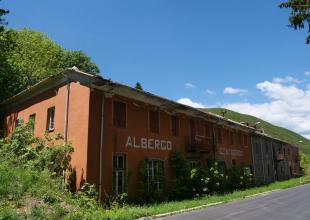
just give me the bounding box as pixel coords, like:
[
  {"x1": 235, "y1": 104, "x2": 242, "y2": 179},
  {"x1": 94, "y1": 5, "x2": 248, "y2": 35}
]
[
  {"x1": 171, "y1": 115, "x2": 179, "y2": 136},
  {"x1": 15, "y1": 118, "x2": 23, "y2": 128},
  {"x1": 149, "y1": 110, "x2": 160, "y2": 133},
  {"x1": 29, "y1": 113, "x2": 36, "y2": 134},
  {"x1": 230, "y1": 131, "x2": 234, "y2": 145},
  {"x1": 47, "y1": 107, "x2": 55, "y2": 131},
  {"x1": 112, "y1": 154, "x2": 127, "y2": 195},
  {"x1": 146, "y1": 158, "x2": 164, "y2": 193},
  {"x1": 113, "y1": 101, "x2": 127, "y2": 128},
  {"x1": 217, "y1": 128, "x2": 222, "y2": 144}
]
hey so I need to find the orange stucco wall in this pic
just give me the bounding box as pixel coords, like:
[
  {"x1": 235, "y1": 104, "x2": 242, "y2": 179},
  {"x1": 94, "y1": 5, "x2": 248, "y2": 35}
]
[
  {"x1": 86, "y1": 92, "x2": 253, "y2": 198},
  {"x1": 215, "y1": 126, "x2": 252, "y2": 169},
  {"x1": 3, "y1": 81, "x2": 91, "y2": 190},
  {"x1": 3, "y1": 83, "x2": 254, "y2": 198}
]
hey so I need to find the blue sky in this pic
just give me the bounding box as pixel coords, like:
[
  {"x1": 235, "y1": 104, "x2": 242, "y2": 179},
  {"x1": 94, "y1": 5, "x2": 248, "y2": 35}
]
[{"x1": 2, "y1": 0, "x2": 310, "y2": 138}]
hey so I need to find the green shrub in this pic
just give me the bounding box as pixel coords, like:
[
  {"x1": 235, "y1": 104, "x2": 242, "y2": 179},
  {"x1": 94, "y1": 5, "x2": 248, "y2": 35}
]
[
  {"x1": 170, "y1": 151, "x2": 253, "y2": 200},
  {"x1": 0, "y1": 122, "x2": 109, "y2": 219},
  {"x1": 0, "y1": 122, "x2": 73, "y2": 176},
  {"x1": 0, "y1": 208, "x2": 23, "y2": 220}
]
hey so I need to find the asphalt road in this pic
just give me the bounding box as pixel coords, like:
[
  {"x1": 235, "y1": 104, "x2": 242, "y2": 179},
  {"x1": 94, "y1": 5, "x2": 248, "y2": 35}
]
[{"x1": 159, "y1": 184, "x2": 310, "y2": 220}]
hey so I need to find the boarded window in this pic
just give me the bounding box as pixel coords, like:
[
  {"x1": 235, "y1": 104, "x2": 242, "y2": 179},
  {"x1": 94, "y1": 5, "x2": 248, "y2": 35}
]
[
  {"x1": 237, "y1": 133, "x2": 242, "y2": 145},
  {"x1": 112, "y1": 154, "x2": 126, "y2": 195},
  {"x1": 217, "y1": 128, "x2": 222, "y2": 144},
  {"x1": 171, "y1": 116, "x2": 179, "y2": 136},
  {"x1": 265, "y1": 143, "x2": 269, "y2": 153},
  {"x1": 147, "y1": 159, "x2": 164, "y2": 192},
  {"x1": 29, "y1": 114, "x2": 36, "y2": 134},
  {"x1": 243, "y1": 135, "x2": 248, "y2": 146},
  {"x1": 190, "y1": 120, "x2": 196, "y2": 142},
  {"x1": 113, "y1": 101, "x2": 126, "y2": 128},
  {"x1": 205, "y1": 124, "x2": 211, "y2": 138},
  {"x1": 149, "y1": 110, "x2": 159, "y2": 133},
  {"x1": 47, "y1": 107, "x2": 55, "y2": 131},
  {"x1": 255, "y1": 143, "x2": 260, "y2": 154},
  {"x1": 230, "y1": 131, "x2": 234, "y2": 145},
  {"x1": 232, "y1": 159, "x2": 236, "y2": 167}
]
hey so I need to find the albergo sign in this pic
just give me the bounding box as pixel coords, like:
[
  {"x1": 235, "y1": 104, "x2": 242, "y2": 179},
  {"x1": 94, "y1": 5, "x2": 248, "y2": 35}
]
[{"x1": 125, "y1": 136, "x2": 172, "y2": 151}]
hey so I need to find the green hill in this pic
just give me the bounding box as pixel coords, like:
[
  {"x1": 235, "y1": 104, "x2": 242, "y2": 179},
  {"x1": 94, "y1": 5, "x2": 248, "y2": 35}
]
[{"x1": 199, "y1": 108, "x2": 310, "y2": 155}]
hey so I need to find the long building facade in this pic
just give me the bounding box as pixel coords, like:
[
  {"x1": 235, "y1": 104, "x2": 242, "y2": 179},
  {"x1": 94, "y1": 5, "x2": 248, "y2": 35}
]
[{"x1": 0, "y1": 68, "x2": 301, "y2": 199}]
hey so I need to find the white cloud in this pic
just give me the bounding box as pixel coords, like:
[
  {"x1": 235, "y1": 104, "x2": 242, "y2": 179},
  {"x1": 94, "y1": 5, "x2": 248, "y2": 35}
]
[
  {"x1": 177, "y1": 98, "x2": 205, "y2": 108},
  {"x1": 305, "y1": 71, "x2": 310, "y2": 76},
  {"x1": 185, "y1": 83, "x2": 196, "y2": 89},
  {"x1": 222, "y1": 78, "x2": 310, "y2": 138},
  {"x1": 272, "y1": 76, "x2": 301, "y2": 84},
  {"x1": 223, "y1": 87, "x2": 247, "y2": 96},
  {"x1": 204, "y1": 89, "x2": 215, "y2": 95}
]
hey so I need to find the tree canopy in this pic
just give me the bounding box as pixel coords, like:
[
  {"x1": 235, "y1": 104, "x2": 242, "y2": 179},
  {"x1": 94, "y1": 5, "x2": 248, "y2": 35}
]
[
  {"x1": 135, "y1": 82, "x2": 143, "y2": 91},
  {"x1": 280, "y1": 0, "x2": 310, "y2": 43},
  {"x1": 0, "y1": 2, "x2": 9, "y2": 32},
  {"x1": 0, "y1": 29, "x2": 100, "y2": 103}
]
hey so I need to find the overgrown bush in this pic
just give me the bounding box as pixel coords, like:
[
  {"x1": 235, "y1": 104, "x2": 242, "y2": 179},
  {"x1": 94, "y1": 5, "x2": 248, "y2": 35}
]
[
  {"x1": 170, "y1": 151, "x2": 253, "y2": 200},
  {"x1": 0, "y1": 122, "x2": 109, "y2": 219},
  {"x1": 0, "y1": 122, "x2": 73, "y2": 176}
]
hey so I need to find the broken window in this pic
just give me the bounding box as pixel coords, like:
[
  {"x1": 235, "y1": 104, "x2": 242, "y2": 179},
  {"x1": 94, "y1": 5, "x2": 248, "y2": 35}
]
[
  {"x1": 113, "y1": 154, "x2": 126, "y2": 195},
  {"x1": 113, "y1": 101, "x2": 126, "y2": 128},
  {"x1": 171, "y1": 115, "x2": 179, "y2": 136},
  {"x1": 47, "y1": 107, "x2": 55, "y2": 131},
  {"x1": 149, "y1": 110, "x2": 159, "y2": 133}
]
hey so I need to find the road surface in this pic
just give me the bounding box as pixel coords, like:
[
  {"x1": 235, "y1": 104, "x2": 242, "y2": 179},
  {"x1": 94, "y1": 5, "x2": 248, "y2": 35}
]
[{"x1": 159, "y1": 184, "x2": 310, "y2": 220}]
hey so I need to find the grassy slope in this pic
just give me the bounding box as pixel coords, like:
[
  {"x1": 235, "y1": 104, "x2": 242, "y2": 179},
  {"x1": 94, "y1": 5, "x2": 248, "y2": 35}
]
[{"x1": 199, "y1": 108, "x2": 310, "y2": 155}]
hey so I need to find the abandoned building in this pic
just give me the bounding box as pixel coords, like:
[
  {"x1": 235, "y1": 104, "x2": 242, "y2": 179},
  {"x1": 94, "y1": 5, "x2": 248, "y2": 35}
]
[{"x1": 0, "y1": 67, "x2": 301, "y2": 199}]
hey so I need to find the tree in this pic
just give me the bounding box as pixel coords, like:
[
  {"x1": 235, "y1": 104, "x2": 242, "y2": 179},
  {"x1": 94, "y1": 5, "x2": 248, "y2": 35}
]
[
  {"x1": 280, "y1": 0, "x2": 310, "y2": 43},
  {"x1": 0, "y1": 29, "x2": 100, "y2": 103},
  {"x1": 0, "y1": 1, "x2": 9, "y2": 32},
  {"x1": 135, "y1": 82, "x2": 143, "y2": 90}
]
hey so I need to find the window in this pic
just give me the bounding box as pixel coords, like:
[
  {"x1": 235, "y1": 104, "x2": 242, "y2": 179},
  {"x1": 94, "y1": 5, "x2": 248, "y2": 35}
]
[
  {"x1": 15, "y1": 118, "x2": 23, "y2": 128},
  {"x1": 190, "y1": 120, "x2": 196, "y2": 141},
  {"x1": 243, "y1": 166, "x2": 252, "y2": 175},
  {"x1": 237, "y1": 133, "x2": 242, "y2": 145},
  {"x1": 149, "y1": 110, "x2": 159, "y2": 133},
  {"x1": 205, "y1": 124, "x2": 211, "y2": 138},
  {"x1": 218, "y1": 161, "x2": 227, "y2": 174},
  {"x1": 113, "y1": 101, "x2": 126, "y2": 128},
  {"x1": 188, "y1": 161, "x2": 198, "y2": 169},
  {"x1": 147, "y1": 159, "x2": 164, "y2": 192},
  {"x1": 47, "y1": 107, "x2": 55, "y2": 131},
  {"x1": 255, "y1": 143, "x2": 260, "y2": 154},
  {"x1": 232, "y1": 159, "x2": 236, "y2": 167},
  {"x1": 171, "y1": 115, "x2": 179, "y2": 136},
  {"x1": 113, "y1": 154, "x2": 126, "y2": 195},
  {"x1": 29, "y1": 114, "x2": 36, "y2": 134},
  {"x1": 265, "y1": 143, "x2": 269, "y2": 153},
  {"x1": 243, "y1": 135, "x2": 248, "y2": 146},
  {"x1": 217, "y1": 128, "x2": 222, "y2": 144},
  {"x1": 230, "y1": 131, "x2": 234, "y2": 145}
]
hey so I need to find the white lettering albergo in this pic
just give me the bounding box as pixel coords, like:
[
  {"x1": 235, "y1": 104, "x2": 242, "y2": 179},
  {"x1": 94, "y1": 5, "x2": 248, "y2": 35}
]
[{"x1": 125, "y1": 136, "x2": 172, "y2": 151}]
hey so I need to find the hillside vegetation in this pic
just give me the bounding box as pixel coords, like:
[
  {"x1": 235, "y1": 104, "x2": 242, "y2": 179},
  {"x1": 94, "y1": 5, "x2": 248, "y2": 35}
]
[
  {"x1": 200, "y1": 108, "x2": 310, "y2": 155},
  {"x1": 0, "y1": 123, "x2": 108, "y2": 219}
]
